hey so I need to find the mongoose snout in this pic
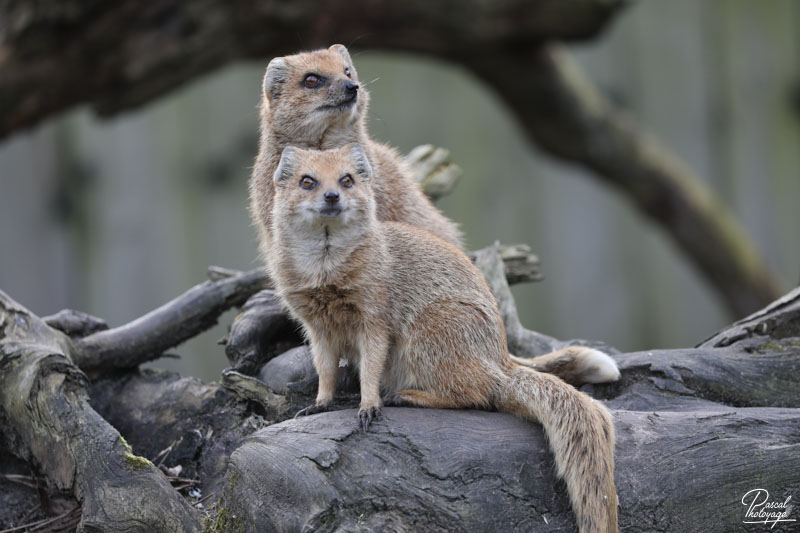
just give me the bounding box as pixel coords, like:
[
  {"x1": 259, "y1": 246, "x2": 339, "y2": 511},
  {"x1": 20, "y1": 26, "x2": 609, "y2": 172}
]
[{"x1": 344, "y1": 81, "x2": 359, "y2": 93}]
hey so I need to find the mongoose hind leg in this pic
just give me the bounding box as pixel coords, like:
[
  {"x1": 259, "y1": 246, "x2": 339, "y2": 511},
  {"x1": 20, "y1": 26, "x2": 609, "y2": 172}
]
[{"x1": 384, "y1": 389, "x2": 465, "y2": 409}]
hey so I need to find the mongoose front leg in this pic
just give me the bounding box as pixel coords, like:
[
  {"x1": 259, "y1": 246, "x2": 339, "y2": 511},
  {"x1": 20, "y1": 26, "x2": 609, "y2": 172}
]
[
  {"x1": 296, "y1": 336, "x2": 340, "y2": 418},
  {"x1": 357, "y1": 326, "x2": 389, "y2": 431}
]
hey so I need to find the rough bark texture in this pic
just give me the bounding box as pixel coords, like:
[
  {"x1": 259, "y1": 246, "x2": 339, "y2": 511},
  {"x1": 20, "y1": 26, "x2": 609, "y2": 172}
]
[
  {"x1": 0, "y1": 4, "x2": 796, "y2": 526},
  {"x1": 0, "y1": 290, "x2": 201, "y2": 532},
  {"x1": 216, "y1": 407, "x2": 800, "y2": 533}
]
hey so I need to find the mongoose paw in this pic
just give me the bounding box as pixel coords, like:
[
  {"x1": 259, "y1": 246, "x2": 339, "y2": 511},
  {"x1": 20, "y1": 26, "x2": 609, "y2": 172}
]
[
  {"x1": 295, "y1": 402, "x2": 330, "y2": 419},
  {"x1": 358, "y1": 405, "x2": 381, "y2": 432}
]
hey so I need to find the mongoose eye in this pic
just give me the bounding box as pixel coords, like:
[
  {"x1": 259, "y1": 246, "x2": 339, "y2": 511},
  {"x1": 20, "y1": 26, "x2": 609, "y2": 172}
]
[
  {"x1": 300, "y1": 176, "x2": 317, "y2": 189},
  {"x1": 344, "y1": 67, "x2": 351, "y2": 79},
  {"x1": 339, "y1": 174, "x2": 353, "y2": 188},
  {"x1": 304, "y1": 74, "x2": 320, "y2": 88}
]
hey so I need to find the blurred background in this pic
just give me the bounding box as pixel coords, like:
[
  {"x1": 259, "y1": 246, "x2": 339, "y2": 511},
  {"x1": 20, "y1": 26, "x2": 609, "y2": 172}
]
[{"x1": 1, "y1": 0, "x2": 798, "y2": 382}]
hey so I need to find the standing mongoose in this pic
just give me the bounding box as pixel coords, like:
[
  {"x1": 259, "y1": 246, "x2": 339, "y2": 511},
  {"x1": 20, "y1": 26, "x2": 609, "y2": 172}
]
[
  {"x1": 251, "y1": 44, "x2": 620, "y2": 387},
  {"x1": 250, "y1": 43, "x2": 462, "y2": 260},
  {"x1": 266, "y1": 144, "x2": 618, "y2": 533}
]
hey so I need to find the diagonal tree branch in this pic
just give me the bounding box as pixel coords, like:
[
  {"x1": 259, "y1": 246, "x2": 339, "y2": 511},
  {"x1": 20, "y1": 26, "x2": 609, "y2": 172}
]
[
  {"x1": 465, "y1": 45, "x2": 782, "y2": 317},
  {"x1": 0, "y1": 0, "x2": 623, "y2": 139}
]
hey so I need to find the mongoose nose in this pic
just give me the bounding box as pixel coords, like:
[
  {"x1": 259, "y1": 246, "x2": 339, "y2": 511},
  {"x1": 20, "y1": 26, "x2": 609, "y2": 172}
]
[
  {"x1": 345, "y1": 81, "x2": 359, "y2": 93},
  {"x1": 324, "y1": 190, "x2": 340, "y2": 203}
]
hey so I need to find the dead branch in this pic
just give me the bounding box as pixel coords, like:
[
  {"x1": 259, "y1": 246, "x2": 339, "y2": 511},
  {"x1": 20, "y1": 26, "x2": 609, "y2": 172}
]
[
  {"x1": 465, "y1": 44, "x2": 782, "y2": 317},
  {"x1": 0, "y1": 0, "x2": 622, "y2": 138},
  {"x1": 72, "y1": 268, "x2": 266, "y2": 372},
  {"x1": 0, "y1": 290, "x2": 200, "y2": 532}
]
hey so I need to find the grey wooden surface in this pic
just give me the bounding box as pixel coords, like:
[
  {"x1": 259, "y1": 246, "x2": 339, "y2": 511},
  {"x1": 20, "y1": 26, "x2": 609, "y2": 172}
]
[{"x1": 1, "y1": 0, "x2": 798, "y2": 381}]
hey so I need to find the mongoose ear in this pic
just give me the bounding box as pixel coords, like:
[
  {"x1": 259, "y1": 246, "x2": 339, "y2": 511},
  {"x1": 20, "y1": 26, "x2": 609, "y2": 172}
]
[
  {"x1": 263, "y1": 57, "x2": 289, "y2": 100},
  {"x1": 273, "y1": 146, "x2": 298, "y2": 184},
  {"x1": 328, "y1": 44, "x2": 352, "y2": 65},
  {"x1": 348, "y1": 144, "x2": 373, "y2": 182}
]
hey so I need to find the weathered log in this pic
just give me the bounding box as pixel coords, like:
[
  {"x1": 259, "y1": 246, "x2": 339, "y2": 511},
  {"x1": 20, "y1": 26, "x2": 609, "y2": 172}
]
[
  {"x1": 213, "y1": 406, "x2": 800, "y2": 533},
  {"x1": 406, "y1": 144, "x2": 462, "y2": 202},
  {"x1": 1, "y1": 233, "x2": 797, "y2": 530},
  {"x1": 88, "y1": 368, "x2": 281, "y2": 496},
  {"x1": 699, "y1": 286, "x2": 800, "y2": 348},
  {"x1": 222, "y1": 290, "x2": 304, "y2": 375},
  {"x1": 0, "y1": 290, "x2": 201, "y2": 532}
]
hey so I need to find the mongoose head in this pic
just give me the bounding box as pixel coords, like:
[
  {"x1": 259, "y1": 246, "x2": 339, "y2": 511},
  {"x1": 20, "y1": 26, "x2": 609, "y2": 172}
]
[
  {"x1": 263, "y1": 45, "x2": 368, "y2": 143},
  {"x1": 273, "y1": 143, "x2": 375, "y2": 230}
]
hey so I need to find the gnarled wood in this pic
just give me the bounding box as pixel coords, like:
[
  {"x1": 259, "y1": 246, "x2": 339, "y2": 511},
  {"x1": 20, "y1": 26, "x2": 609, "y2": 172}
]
[
  {"x1": 73, "y1": 268, "x2": 266, "y2": 372},
  {"x1": 215, "y1": 406, "x2": 800, "y2": 533},
  {"x1": 0, "y1": 290, "x2": 200, "y2": 532}
]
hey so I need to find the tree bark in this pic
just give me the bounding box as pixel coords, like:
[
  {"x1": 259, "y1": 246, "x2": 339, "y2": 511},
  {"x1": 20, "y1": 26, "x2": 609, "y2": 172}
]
[
  {"x1": 0, "y1": 290, "x2": 201, "y2": 532},
  {"x1": 215, "y1": 406, "x2": 800, "y2": 533}
]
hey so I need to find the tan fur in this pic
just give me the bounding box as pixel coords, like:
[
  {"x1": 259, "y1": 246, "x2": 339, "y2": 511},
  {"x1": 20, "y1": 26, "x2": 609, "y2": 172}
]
[
  {"x1": 249, "y1": 44, "x2": 462, "y2": 268},
  {"x1": 266, "y1": 145, "x2": 618, "y2": 533},
  {"x1": 250, "y1": 44, "x2": 619, "y2": 388}
]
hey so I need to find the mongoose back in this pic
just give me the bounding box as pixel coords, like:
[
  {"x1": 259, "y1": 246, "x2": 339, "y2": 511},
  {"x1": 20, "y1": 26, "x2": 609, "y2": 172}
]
[
  {"x1": 267, "y1": 144, "x2": 618, "y2": 533},
  {"x1": 250, "y1": 44, "x2": 462, "y2": 262}
]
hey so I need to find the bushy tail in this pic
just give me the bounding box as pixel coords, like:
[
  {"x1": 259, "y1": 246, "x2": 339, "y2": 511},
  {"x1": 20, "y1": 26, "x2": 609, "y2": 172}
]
[{"x1": 496, "y1": 364, "x2": 618, "y2": 533}]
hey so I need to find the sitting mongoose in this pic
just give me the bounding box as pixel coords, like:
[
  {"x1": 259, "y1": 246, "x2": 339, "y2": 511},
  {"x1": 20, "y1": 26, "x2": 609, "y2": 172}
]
[
  {"x1": 266, "y1": 144, "x2": 618, "y2": 533},
  {"x1": 251, "y1": 44, "x2": 619, "y2": 387}
]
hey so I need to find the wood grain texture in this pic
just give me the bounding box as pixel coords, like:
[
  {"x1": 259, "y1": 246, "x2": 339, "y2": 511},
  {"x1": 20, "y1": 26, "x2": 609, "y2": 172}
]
[
  {"x1": 217, "y1": 406, "x2": 800, "y2": 533},
  {"x1": 0, "y1": 289, "x2": 201, "y2": 532}
]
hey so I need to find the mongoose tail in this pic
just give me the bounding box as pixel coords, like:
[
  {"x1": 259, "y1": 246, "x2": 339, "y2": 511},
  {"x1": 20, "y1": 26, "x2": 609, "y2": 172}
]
[
  {"x1": 497, "y1": 364, "x2": 618, "y2": 533},
  {"x1": 510, "y1": 347, "x2": 621, "y2": 386}
]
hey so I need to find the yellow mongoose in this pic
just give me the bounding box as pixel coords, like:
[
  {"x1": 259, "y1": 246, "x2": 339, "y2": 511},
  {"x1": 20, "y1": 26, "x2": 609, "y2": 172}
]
[
  {"x1": 266, "y1": 144, "x2": 618, "y2": 533},
  {"x1": 250, "y1": 44, "x2": 462, "y2": 258},
  {"x1": 251, "y1": 44, "x2": 620, "y2": 387}
]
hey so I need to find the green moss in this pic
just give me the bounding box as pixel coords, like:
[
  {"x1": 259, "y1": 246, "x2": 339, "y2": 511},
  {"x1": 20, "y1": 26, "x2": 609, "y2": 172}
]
[
  {"x1": 124, "y1": 451, "x2": 153, "y2": 471},
  {"x1": 119, "y1": 435, "x2": 132, "y2": 452},
  {"x1": 757, "y1": 341, "x2": 784, "y2": 352},
  {"x1": 199, "y1": 470, "x2": 247, "y2": 532},
  {"x1": 227, "y1": 470, "x2": 240, "y2": 491},
  {"x1": 202, "y1": 505, "x2": 246, "y2": 533}
]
